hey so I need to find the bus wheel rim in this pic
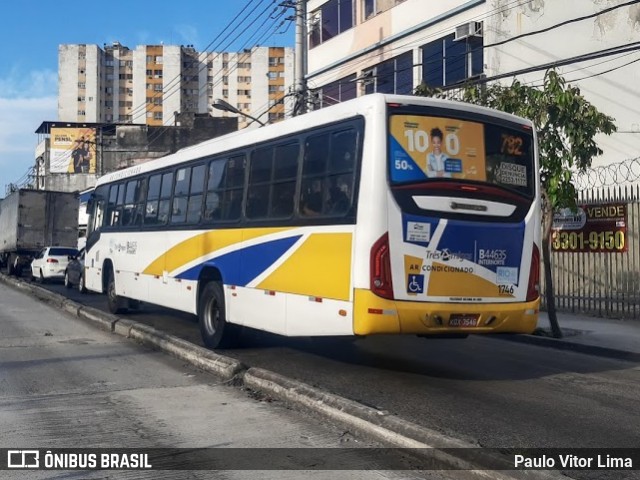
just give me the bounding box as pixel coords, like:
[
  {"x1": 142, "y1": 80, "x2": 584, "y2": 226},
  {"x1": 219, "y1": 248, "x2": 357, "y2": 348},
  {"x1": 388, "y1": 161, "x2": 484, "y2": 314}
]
[{"x1": 205, "y1": 297, "x2": 219, "y2": 335}]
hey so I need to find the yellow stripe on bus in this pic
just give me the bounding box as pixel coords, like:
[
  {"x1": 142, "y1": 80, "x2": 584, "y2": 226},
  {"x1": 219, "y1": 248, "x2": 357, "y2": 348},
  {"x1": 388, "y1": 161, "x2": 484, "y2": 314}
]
[
  {"x1": 142, "y1": 227, "x2": 292, "y2": 276},
  {"x1": 256, "y1": 233, "x2": 352, "y2": 301}
]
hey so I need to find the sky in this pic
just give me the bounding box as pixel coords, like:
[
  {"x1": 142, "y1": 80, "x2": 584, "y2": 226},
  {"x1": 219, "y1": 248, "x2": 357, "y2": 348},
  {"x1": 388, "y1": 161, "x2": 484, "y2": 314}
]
[{"x1": 0, "y1": 0, "x2": 294, "y2": 196}]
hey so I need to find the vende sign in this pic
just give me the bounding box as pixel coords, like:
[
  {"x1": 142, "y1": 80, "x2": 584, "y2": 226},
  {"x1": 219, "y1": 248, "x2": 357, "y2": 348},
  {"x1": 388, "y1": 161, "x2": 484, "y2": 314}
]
[{"x1": 551, "y1": 203, "x2": 628, "y2": 253}]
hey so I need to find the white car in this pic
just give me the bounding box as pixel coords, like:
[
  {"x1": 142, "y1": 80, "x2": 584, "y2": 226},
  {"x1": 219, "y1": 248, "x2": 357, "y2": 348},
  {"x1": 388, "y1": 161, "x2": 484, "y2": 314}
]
[{"x1": 31, "y1": 246, "x2": 79, "y2": 283}]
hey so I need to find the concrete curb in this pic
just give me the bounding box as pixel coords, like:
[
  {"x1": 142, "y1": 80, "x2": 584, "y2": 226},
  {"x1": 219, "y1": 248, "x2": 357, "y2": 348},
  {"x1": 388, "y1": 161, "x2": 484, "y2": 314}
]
[
  {"x1": 0, "y1": 273, "x2": 569, "y2": 479},
  {"x1": 127, "y1": 323, "x2": 246, "y2": 381},
  {"x1": 243, "y1": 368, "x2": 566, "y2": 480},
  {"x1": 494, "y1": 333, "x2": 640, "y2": 363}
]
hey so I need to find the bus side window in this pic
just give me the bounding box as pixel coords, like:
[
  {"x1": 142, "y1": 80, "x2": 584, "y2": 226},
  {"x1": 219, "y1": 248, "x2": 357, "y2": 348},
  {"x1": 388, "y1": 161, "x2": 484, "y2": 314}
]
[
  {"x1": 157, "y1": 171, "x2": 174, "y2": 225},
  {"x1": 270, "y1": 142, "x2": 299, "y2": 218},
  {"x1": 300, "y1": 133, "x2": 329, "y2": 216},
  {"x1": 329, "y1": 174, "x2": 353, "y2": 214},
  {"x1": 247, "y1": 147, "x2": 273, "y2": 220},
  {"x1": 145, "y1": 173, "x2": 162, "y2": 225}
]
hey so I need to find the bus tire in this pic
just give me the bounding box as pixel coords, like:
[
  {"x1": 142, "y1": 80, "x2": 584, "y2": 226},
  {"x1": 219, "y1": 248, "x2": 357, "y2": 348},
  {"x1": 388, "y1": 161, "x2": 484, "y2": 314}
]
[
  {"x1": 106, "y1": 269, "x2": 128, "y2": 314},
  {"x1": 198, "y1": 282, "x2": 239, "y2": 349}
]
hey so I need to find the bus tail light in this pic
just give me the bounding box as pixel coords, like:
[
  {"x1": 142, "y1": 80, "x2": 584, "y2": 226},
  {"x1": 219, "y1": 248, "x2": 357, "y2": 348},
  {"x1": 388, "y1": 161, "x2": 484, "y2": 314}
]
[
  {"x1": 526, "y1": 243, "x2": 540, "y2": 302},
  {"x1": 371, "y1": 233, "x2": 394, "y2": 299}
]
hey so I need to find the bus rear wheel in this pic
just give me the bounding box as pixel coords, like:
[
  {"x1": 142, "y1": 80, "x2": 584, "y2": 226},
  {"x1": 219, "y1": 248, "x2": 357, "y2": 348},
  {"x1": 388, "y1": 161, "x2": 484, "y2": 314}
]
[
  {"x1": 106, "y1": 269, "x2": 128, "y2": 314},
  {"x1": 198, "y1": 282, "x2": 239, "y2": 349}
]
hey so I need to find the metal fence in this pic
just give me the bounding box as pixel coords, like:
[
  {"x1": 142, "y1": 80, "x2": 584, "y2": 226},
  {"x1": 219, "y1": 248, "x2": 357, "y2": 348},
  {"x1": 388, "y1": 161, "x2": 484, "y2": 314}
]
[{"x1": 541, "y1": 184, "x2": 640, "y2": 319}]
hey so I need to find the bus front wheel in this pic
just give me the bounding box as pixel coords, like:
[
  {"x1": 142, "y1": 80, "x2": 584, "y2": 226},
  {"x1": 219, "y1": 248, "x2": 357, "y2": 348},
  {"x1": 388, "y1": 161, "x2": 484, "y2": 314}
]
[
  {"x1": 106, "y1": 269, "x2": 128, "y2": 314},
  {"x1": 198, "y1": 282, "x2": 239, "y2": 349}
]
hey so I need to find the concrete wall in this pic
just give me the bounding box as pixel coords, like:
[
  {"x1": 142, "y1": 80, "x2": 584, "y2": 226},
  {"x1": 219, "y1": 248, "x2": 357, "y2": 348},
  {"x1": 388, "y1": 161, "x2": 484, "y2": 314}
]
[
  {"x1": 58, "y1": 45, "x2": 79, "y2": 121},
  {"x1": 487, "y1": 0, "x2": 640, "y2": 167}
]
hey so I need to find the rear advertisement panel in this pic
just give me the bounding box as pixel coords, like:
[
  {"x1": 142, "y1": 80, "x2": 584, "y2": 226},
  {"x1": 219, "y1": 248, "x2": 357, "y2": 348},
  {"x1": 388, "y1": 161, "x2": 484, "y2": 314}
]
[
  {"x1": 552, "y1": 203, "x2": 627, "y2": 253},
  {"x1": 388, "y1": 114, "x2": 534, "y2": 197},
  {"x1": 50, "y1": 128, "x2": 96, "y2": 174}
]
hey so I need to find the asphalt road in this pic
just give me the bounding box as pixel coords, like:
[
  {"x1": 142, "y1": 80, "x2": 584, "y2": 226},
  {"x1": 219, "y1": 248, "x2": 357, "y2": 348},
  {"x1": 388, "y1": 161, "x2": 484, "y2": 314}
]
[
  {"x1": 1, "y1": 282, "x2": 446, "y2": 480},
  {"x1": 31, "y1": 279, "x2": 640, "y2": 480}
]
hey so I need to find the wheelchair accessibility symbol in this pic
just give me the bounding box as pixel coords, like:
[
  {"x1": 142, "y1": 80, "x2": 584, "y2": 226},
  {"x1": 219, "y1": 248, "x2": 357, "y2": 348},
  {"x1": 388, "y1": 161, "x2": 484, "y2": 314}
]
[{"x1": 407, "y1": 274, "x2": 424, "y2": 294}]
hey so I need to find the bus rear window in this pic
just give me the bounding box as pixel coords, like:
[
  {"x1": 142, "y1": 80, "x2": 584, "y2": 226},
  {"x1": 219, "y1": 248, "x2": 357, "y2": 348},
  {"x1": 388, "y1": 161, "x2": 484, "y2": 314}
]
[{"x1": 388, "y1": 114, "x2": 535, "y2": 198}]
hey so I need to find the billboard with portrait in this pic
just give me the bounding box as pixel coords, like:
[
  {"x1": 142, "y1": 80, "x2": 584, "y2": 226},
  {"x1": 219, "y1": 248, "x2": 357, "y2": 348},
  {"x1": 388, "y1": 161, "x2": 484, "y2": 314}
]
[{"x1": 50, "y1": 128, "x2": 96, "y2": 174}]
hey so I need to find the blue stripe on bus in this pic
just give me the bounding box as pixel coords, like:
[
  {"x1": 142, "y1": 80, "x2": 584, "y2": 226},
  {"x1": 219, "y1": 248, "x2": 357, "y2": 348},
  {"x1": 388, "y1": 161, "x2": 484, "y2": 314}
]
[{"x1": 175, "y1": 235, "x2": 303, "y2": 285}]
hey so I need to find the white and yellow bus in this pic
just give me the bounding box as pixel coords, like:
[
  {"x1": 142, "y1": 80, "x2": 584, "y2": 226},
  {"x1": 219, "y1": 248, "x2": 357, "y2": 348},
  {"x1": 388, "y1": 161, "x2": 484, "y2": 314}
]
[{"x1": 84, "y1": 93, "x2": 541, "y2": 349}]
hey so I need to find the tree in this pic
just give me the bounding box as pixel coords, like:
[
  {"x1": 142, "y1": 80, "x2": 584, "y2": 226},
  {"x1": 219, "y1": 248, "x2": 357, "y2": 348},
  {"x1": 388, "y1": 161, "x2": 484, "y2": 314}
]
[{"x1": 416, "y1": 71, "x2": 617, "y2": 337}]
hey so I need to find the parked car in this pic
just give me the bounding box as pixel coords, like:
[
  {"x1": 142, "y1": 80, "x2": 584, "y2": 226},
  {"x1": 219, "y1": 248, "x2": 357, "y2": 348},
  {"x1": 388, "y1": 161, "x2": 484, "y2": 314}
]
[
  {"x1": 30, "y1": 246, "x2": 78, "y2": 283},
  {"x1": 64, "y1": 248, "x2": 86, "y2": 292}
]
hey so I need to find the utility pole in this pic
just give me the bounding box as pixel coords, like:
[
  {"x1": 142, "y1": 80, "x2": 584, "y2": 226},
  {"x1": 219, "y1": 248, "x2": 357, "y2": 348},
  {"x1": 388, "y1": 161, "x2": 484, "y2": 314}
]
[{"x1": 293, "y1": 0, "x2": 308, "y2": 116}]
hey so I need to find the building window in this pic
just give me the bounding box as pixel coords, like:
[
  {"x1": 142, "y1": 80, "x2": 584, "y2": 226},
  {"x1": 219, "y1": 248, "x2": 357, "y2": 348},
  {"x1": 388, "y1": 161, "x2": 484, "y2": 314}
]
[
  {"x1": 153, "y1": 112, "x2": 162, "y2": 120},
  {"x1": 268, "y1": 112, "x2": 286, "y2": 122},
  {"x1": 363, "y1": 0, "x2": 406, "y2": 20},
  {"x1": 363, "y1": 51, "x2": 413, "y2": 95},
  {"x1": 77, "y1": 110, "x2": 85, "y2": 116},
  {"x1": 78, "y1": 82, "x2": 85, "y2": 89},
  {"x1": 421, "y1": 32, "x2": 483, "y2": 88},
  {"x1": 316, "y1": 73, "x2": 357, "y2": 108},
  {"x1": 309, "y1": 0, "x2": 353, "y2": 49}
]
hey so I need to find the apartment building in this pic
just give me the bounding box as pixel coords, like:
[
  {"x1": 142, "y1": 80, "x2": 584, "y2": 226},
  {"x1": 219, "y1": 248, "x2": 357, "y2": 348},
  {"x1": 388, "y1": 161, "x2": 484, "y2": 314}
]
[
  {"x1": 59, "y1": 43, "x2": 294, "y2": 129},
  {"x1": 306, "y1": 0, "x2": 640, "y2": 167}
]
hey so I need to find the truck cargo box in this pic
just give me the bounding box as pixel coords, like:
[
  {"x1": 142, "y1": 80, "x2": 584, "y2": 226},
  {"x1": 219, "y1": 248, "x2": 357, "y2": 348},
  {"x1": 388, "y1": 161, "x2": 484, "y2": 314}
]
[{"x1": 0, "y1": 189, "x2": 79, "y2": 272}]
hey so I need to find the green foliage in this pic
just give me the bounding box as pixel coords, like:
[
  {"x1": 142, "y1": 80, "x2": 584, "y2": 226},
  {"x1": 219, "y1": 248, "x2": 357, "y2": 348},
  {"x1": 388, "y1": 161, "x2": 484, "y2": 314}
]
[{"x1": 418, "y1": 71, "x2": 617, "y2": 211}]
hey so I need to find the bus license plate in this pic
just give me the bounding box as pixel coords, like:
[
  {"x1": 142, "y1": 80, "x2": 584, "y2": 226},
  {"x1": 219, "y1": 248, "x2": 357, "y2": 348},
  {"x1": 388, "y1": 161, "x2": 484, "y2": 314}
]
[{"x1": 449, "y1": 314, "x2": 479, "y2": 327}]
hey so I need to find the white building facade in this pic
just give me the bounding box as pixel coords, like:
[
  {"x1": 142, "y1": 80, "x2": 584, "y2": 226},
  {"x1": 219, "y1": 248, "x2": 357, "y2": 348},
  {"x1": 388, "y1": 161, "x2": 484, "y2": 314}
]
[{"x1": 306, "y1": 0, "x2": 640, "y2": 168}]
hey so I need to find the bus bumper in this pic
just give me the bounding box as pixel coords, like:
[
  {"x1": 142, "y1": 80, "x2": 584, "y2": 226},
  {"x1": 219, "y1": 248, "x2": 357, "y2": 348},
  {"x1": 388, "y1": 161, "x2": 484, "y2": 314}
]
[{"x1": 353, "y1": 289, "x2": 539, "y2": 335}]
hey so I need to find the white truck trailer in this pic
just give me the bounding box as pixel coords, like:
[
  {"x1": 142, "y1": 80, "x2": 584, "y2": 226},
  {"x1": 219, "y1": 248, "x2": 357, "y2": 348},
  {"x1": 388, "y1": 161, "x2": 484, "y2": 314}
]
[{"x1": 0, "y1": 189, "x2": 79, "y2": 275}]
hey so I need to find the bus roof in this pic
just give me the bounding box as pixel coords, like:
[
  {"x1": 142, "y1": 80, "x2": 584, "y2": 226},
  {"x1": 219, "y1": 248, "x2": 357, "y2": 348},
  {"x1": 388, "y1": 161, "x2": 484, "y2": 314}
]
[{"x1": 95, "y1": 93, "x2": 534, "y2": 187}]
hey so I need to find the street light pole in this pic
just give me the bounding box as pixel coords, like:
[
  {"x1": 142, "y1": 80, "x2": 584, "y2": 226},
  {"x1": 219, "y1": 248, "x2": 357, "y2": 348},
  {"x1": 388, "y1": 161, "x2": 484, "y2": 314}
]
[
  {"x1": 293, "y1": 0, "x2": 308, "y2": 116},
  {"x1": 211, "y1": 99, "x2": 266, "y2": 127}
]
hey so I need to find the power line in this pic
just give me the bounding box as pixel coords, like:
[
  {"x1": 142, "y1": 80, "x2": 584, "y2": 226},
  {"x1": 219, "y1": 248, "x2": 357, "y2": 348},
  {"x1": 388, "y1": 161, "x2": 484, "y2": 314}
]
[
  {"x1": 307, "y1": 0, "x2": 640, "y2": 95},
  {"x1": 485, "y1": 0, "x2": 640, "y2": 50},
  {"x1": 127, "y1": 0, "x2": 283, "y2": 123},
  {"x1": 145, "y1": 8, "x2": 291, "y2": 148}
]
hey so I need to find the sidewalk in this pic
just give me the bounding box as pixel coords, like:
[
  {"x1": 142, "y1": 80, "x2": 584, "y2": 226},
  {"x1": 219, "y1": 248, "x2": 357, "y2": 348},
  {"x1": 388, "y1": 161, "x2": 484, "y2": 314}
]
[{"x1": 498, "y1": 310, "x2": 640, "y2": 361}]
